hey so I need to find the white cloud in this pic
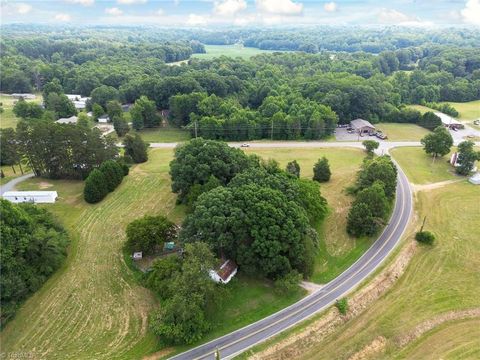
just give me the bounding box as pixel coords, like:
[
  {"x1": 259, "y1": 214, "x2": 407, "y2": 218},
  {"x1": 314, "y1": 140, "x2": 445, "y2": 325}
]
[
  {"x1": 377, "y1": 8, "x2": 433, "y2": 27},
  {"x1": 173, "y1": 0, "x2": 180, "y2": 5},
  {"x1": 256, "y1": 0, "x2": 303, "y2": 15},
  {"x1": 324, "y1": 2, "x2": 337, "y2": 12},
  {"x1": 461, "y1": 0, "x2": 480, "y2": 25},
  {"x1": 105, "y1": 7, "x2": 123, "y2": 16},
  {"x1": 65, "y1": 0, "x2": 94, "y2": 6},
  {"x1": 16, "y1": 3, "x2": 32, "y2": 14},
  {"x1": 156, "y1": 8, "x2": 165, "y2": 16},
  {"x1": 117, "y1": 0, "x2": 147, "y2": 4},
  {"x1": 234, "y1": 14, "x2": 256, "y2": 26},
  {"x1": 55, "y1": 13, "x2": 71, "y2": 21},
  {"x1": 214, "y1": 0, "x2": 247, "y2": 16},
  {"x1": 378, "y1": 8, "x2": 411, "y2": 23},
  {"x1": 186, "y1": 13, "x2": 208, "y2": 26}
]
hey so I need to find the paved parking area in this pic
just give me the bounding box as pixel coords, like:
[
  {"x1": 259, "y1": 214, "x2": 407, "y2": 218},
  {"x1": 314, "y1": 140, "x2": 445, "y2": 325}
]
[{"x1": 335, "y1": 128, "x2": 380, "y2": 141}]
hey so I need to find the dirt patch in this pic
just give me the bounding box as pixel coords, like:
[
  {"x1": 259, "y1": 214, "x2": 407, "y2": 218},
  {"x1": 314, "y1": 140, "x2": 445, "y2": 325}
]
[
  {"x1": 348, "y1": 336, "x2": 387, "y2": 360},
  {"x1": 142, "y1": 348, "x2": 175, "y2": 360},
  {"x1": 38, "y1": 181, "x2": 53, "y2": 189},
  {"x1": 394, "y1": 308, "x2": 480, "y2": 348},
  {"x1": 300, "y1": 281, "x2": 324, "y2": 294},
  {"x1": 413, "y1": 179, "x2": 462, "y2": 192},
  {"x1": 249, "y1": 241, "x2": 417, "y2": 360}
]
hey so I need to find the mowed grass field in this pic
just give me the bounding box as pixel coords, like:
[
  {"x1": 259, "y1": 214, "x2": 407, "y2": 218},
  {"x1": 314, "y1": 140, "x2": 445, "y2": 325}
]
[
  {"x1": 0, "y1": 94, "x2": 42, "y2": 129},
  {"x1": 441, "y1": 100, "x2": 480, "y2": 121},
  {"x1": 375, "y1": 123, "x2": 430, "y2": 141},
  {"x1": 244, "y1": 147, "x2": 369, "y2": 283},
  {"x1": 192, "y1": 45, "x2": 284, "y2": 60},
  {"x1": 287, "y1": 147, "x2": 480, "y2": 360},
  {"x1": 0, "y1": 148, "x2": 313, "y2": 359}
]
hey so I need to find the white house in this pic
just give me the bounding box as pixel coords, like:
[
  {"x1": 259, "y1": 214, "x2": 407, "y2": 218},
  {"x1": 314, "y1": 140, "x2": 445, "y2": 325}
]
[
  {"x1": 98, "y1": 115, "x2": 110, "y2": 123},
  {"x1": 209, "y1": 259, "x2": 238, "y2": 284},
  {"x1": 65, "y1": 94, "x2": 82, "y2": 101},
  {"x1": 2, "y1": 191, "x2": 58, "y2": 204},
  {"x1": 11, "y1": 93, "x2": 36, "y2": 100},
  {"x1": 56, "y1": 115, "x2": 78, "y2": 124}
]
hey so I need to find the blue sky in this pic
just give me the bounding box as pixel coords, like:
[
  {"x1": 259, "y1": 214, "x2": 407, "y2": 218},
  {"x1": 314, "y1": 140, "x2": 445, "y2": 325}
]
[{"x1": 1, "y1": 0, "x2": 479, "y2": 27}]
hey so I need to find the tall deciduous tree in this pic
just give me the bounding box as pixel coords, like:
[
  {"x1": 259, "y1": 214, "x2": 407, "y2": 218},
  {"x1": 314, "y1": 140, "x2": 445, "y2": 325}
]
[
  {"x1": 286, "y1": 160, "x2": 301, "y2": 178},
  {"x1": 130, "y1": 96, "x2": 159, "y2": 130},
  {"x1": 123, "y1": 133, "x2": 148, "y2": 163},
  {"x1": 362, "y1": 140, "x2": 379, "y2": 155},
  {"x1": 125, "y1": 215, "x2": 176, "y2": 254},
  {"x1": 456, "y1": 140, "x2": 480, "y2": 175},
  {"x1": 421, "y1": 126, "x2": 453, "y2": 161}
]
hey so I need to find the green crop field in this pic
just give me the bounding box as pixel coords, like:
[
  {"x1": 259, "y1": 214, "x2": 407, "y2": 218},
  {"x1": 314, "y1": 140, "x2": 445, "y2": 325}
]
[
  {"x1": 375, "y1": 123, "x2": 430, "y2": 141},
  {"x1": 244, "y1": 147, "x2": 369, "y2": 283},
  {"x1": 192, "y1": 45, "x2": 284, "y2": 60}
]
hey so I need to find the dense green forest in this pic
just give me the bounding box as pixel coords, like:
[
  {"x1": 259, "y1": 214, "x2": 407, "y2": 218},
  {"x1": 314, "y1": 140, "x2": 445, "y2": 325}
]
[
  {"x1": 0, "y1": 200, "x2": 70, "y2": 327},
  {"x1": 1, "y1": 25, "x2": 479, "y2": 142}
]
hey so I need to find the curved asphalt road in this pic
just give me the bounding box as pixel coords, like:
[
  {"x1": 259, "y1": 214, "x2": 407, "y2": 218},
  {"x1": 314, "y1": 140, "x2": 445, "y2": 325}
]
[{"x1": 170, "y1": 149, "x2": 413, "y2": 360}]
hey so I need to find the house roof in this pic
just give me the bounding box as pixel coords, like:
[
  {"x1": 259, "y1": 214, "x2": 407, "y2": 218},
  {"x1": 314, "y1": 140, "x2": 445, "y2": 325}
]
[
  {"x1": 3, "y1": 191, "x2": 58, "y2": 197},
  {"x1": 350, "y1": 119, "x2": 375, "y2": 129},
  {"x1": 216, "y1": 259, "x2": 237, "y2": 282},
  {"x1": 56, "y1": 116, "x2": 78, "y2": 124}
]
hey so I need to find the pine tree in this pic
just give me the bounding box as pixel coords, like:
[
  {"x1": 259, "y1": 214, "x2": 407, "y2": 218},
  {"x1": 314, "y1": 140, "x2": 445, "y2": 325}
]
[
  {"x1": 99, "y1": 160, "x2": 124, "y2": 192},
  {"x1": 313, "y1": 157, "x2": 331, "y2": 182},
  {"x1": 123, "y1": 133, "x2": 148, "y2": 163},
  {"x1": 84, "y1": 169, "x2": 109, "y2": 203}
]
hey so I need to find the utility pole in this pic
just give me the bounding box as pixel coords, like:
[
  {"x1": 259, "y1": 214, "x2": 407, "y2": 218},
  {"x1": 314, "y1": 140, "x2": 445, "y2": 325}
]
[
  {"x1": 420, "y1": 216, "x2": 427, "y2": 232},
  {"x1": 194, "y1": 120, "x2": 198, "y2": 139},
  {"x1": 271, "y1": 120, "x2": 274, "y2": 140}
]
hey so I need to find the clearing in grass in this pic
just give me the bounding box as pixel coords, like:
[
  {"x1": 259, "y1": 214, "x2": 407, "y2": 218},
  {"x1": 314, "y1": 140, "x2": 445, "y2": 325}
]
[
  {"x1": 191, "y1": 45, "x2": 284, "y2": 60},
  {"x1": 374, "y1": 123, "x2": 430, "y2": 141}
]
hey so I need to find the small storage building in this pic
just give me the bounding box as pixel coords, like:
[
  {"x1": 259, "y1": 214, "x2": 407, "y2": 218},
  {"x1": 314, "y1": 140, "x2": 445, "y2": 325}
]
[
  {"x1": 2, "y1": 191, "x2": 58, "y2": 204},
  {"x1": 98, "y1": 115, "x2": 110, "y2": 123},
  {"x1": 209, "y1": 259, "x2": 238, "y2": 284},
  {"x1": 56, "y1": 116, "x2": 78, "y2": 124},
  {"x1": 350, "y1": 119, "x2": 376, "y2": 135}
]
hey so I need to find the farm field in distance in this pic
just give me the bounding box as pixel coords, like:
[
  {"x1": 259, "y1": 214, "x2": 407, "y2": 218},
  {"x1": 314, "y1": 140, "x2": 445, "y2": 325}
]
[
  {"x1": 245, "y1": 146, "x2": 480, "y2": 360},
  {"x1": 191, "y1": 44, "x2": 285, "y2": 59},
  {"x1": 0, "y1": 94, "x2": 43, "y2": 129}
]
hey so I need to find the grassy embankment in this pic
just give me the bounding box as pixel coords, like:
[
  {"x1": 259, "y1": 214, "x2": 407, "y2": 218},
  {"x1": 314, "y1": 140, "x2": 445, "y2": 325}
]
[{"x1": 245, "y1": 146, "x2": 480, "y2": 360}]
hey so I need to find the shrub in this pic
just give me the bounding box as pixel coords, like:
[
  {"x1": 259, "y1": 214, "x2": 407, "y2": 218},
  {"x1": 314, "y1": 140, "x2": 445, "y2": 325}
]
[
  {"x1": 415, "y1": 231, "x2": 435, "y2": 245},
  {"x1": 286, "y1": 160, "x2": 301, "y2": 178},
  {"x1": 335, "y1": 298, "x2": 349, "y2": 315},
  {"x1": 99, "y1": 160, "x2": 124, "y2": 192},
  {"x1": 313, "y1": 156, "x2": 331, "y2": 182},
  {"x1": 362, "y1": 140, "x2": 379, "y2": 155},
  {"x1": 274, "y1": 270, "x2": 302, "y2": 295},
  {"x1": 84, "y1": 169, "x2": 108, "y2": 203}
]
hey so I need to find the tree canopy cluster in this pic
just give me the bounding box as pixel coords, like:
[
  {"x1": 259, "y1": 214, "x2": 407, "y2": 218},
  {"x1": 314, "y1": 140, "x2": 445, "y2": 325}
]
[
  {"x1": 84, "y1": 160, "x2": 127, "y2": 203},
  {"x1": 2, "y1": 26, "x2": 479, "y2": 142},
  {"x1": 0, "y1": 200, "x2": 69, "y2": 327},
  {"x1": 6, "y1": 121, "x2": 118, "y2": 179},
  {"x1": 125, "y1": 215, "x2": 176, "y2": 254},
  {"x1": 421, "y1": 126, "x2": 454, "y2": 161},
  {"x1": 347, "y1": 156, "x2": 397, "y2": 237},
  {"x1": 172, "y1": 139, "x2": 328, "y2": 280},
  {"x1": 455, "y1": 141, "x2": 480, "y2": 176}
]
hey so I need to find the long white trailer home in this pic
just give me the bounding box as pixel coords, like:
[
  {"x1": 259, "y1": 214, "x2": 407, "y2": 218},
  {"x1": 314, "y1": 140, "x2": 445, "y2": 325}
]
[{"x1": 2, "y1": 191, "x2": 58, "y2": 204}]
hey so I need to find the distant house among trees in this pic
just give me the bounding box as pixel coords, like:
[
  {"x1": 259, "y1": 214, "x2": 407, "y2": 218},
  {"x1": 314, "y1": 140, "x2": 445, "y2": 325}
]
[
  {"x1": 209, "y1": 259, "x2": 238, "y2": 284},
  {"x1": 11, "y1": 93, "x2": 36, "y2": 100},
  {"x1": 98, "y1": 114, "x2": 110, "y2": 123},
  {"x1": 56, "y1": 115, "x2": 78, "y2": 124},
  {"x1": 350, "y1": 119, "x2": 376, "y2": 135},
  {"x1": 3, "y1": 191, "x2": 58, "y2": 204}
]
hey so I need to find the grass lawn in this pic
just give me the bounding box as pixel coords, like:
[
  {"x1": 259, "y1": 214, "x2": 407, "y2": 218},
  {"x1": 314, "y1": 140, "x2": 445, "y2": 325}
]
[
  {"x1": 0, "y1": 94, "x2": 43, "y2": 129},
  {"x1": 390, "y1": 147, "x2": 458, "y2": 184},
  {"x1": 441, "y1": 100, "x2": 480, "y2": 121},
  {"x1": 135, "y1": 127, "x2": 191, "y2": 143},
  {"x1": 0, "y1": 148, "x2": 305, "y2": 359},
  {"x1": 244, "y1": 147, "x2": 369, "y2": 284},
  {"x1": 407, "y1": 104, "x2": 434, "y2": 115},
  {"x1": 375, "y1": 123, "x2": 430, "y2": 141},
  {"x1": 297, "y1": 177, "x2": 480, "y2": 360},
  {"x1": 0, "y1": 164, "x2": 28, "y2": 185},
  {"x1": 394, "y1": 318, "x2": 480, "y2": 359},
  {"x1": 192, "y1": 45, "x2": 285, "y2": 60}
]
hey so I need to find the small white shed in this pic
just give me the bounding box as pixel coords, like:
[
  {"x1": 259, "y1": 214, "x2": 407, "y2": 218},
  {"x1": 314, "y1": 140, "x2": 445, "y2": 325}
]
[
  {"x1": 2, "y1": 191, "x2": 58, "y2": 204},
  {"x1": 209, "y1": 259, "x2": 238, "y2": 284}
]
